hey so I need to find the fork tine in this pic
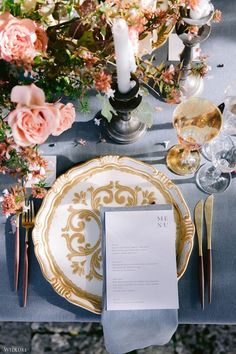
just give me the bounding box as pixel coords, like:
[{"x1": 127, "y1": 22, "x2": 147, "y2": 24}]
[
  {"x1": 31, "y1": 200, "x2": 35, "y2": 222},
  {"x1": 22, "y1": 202, "x2": 26, "y2": 223},
  {"x1": 22, "y1": 199, "x2": 28, "y2": 223},
  {"x1": 27, "y1": 203, "x2": 30, "y2": 223}
]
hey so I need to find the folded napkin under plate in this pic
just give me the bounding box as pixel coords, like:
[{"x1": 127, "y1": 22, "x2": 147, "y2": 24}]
[{"x1": 100, "y1": 206, "x2": 178, "y2": 354}]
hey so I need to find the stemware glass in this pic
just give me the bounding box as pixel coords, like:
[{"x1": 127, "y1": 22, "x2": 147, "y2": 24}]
[
  {"x1": 201, "y1": 82, "x2": 236, "y2": 160},
  {"x1": 201, "y1": 133, "x2": 234, "y2": 161},
  {"x1": 166, "y1": 97, "x2": 222, "y2": 175},
  {"x1": 223, "y1": 81, "x2": 236, "y2": 135},
  {"x1": 196, "y1": 145, "x2": 236, "y2": 194}
]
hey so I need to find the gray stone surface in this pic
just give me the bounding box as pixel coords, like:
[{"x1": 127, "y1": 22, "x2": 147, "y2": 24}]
[
  {"x1": 30, "y1": 323, "x2": 106, "y2": 354},
  {"x1": 0, "y1": 322, "x2": 31, "y2": 353},
  {"x1": 1, "y1": 323, "x2": 236, "y2": 353}
]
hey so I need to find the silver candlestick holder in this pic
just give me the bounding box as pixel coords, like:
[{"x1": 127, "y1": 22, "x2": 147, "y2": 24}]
[
  {"x1": 101, "y1": 75, "x2": 147, "y2": 144},
  {"x1": 177, "y1": 8, "x2": 214, "y2": 98}
]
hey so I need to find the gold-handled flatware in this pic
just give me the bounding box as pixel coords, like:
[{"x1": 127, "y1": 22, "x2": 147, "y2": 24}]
[
  {"x1": 194, "y1": 200, "x2": 204, "y2": 310},
  {"x1": 21, "y1": 200, "x2": 35, "y2": 307},
  {"x1": 204, "y1": 194, "x2": 214, "y2": 304},
  {"x1": 14, "y1": 212, "x2": 20, "y2": 291}
]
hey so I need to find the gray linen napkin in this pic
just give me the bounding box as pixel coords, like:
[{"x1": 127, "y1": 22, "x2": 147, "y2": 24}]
[{"x1": 100, "y1": 206, "x2": 178, "y2": 354}]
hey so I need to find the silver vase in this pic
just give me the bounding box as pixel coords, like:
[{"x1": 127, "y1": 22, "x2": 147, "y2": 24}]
[{"x1": 177, "y1": 9, "x2": 214, "y2": 99}]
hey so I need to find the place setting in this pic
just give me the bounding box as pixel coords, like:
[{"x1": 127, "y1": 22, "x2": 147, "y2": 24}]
[{"x1": 0, "y1": 0, "x2": 236, "y2": 353}]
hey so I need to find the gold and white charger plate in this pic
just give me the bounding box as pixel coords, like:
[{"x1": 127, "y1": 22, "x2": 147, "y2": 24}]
[{"x1": 33, "y1": 156, "x2": 194, "y2": 314}]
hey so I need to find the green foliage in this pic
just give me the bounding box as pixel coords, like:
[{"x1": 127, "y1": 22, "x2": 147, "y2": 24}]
[
  {"x1": 4, "y1": 149, "x2": 28, "y2": 173},
  {"x1": 34, "y1": 180, "x2": 47, "y2": 188},
  {"x1": 133, "y1": 101, "x2": 155, "y2": 128},
  {"x1": 1, "y1": 0, "x2": 22, "y2": 16},
  {"x1": 80, "y1": 97, "x2": 90, "y2": 113},
  {"x1": 97, "y1": 93, "x2": 116, "y2": 122}
]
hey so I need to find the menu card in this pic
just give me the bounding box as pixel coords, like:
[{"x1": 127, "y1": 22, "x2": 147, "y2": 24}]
[{"x1": 104, "y1": 206, "x2": 179, "y2": 311}]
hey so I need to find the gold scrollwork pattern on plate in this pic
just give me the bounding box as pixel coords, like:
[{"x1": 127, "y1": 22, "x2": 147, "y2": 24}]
[
  {"x1": 62, "y1": 207, "x2": 102, "y2": 281},
  {"x1": 62, "y1": 181, "x2": 158, "y2": 282}
]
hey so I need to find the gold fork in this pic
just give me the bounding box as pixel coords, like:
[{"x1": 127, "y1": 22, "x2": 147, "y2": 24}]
[{"x1": 21, "y1": 200, "x2": 35, "y2": 307}]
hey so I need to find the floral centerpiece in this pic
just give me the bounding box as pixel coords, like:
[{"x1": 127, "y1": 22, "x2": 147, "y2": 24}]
[{"x1": 0, "y1": 0, "x2": 221, "y2": 216}]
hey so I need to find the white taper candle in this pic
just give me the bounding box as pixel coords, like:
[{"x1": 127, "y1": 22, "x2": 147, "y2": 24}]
[{"x1": 112, "y1": 18, "x2": 133, "y2": 94}]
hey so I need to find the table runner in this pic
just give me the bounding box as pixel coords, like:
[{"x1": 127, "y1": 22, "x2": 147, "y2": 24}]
[{"x1": 1, "y1": 0, "x2": 236, "y2": 324}]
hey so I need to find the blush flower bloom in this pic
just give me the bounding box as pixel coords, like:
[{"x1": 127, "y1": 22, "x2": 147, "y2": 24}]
[
  {"x1": 0, "y1": 12, "x2": 48, "y2": 64},
  {"x1": 51, "y1": 102, "x2": 76, "y2": 136},
  {"x1": 31, "y1": 185, "x2": 47, "y2": 199},
  {"x1": 94, "y1": 71, "x2": 112, "y2": 93},
  {"x1": 166, "y1": 88, "x2": 181, "y2": 104},
  {"x1": 1, "y1": 187, "x2": 25, "y2": 216},
  {"x1": 8, "y1": 84, "x2": 76, "y2": 146},
  {"x1": 213, "y1": 9, "x2": 222, "y2": 23},
  {"x1": 184, "y1": 0, "x2": 200, "y2": 10},
  {"x1": 8, "y1": 106, "x2": 57, "y2": 146},
  {"x1": 161, "y1": 64, "x2": 175, "y2": 84},
  {"x1": 11, "y1": 83, "x2": 46, "y2": 107},
  {"x1": 8, "y1": 84, "x2": 58, "y2": 146}
]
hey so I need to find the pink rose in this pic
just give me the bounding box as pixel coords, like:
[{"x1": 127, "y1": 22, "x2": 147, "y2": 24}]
[
  {"x1": 8, "y1": 106, "x2": 58, "y2": 147},
  {"x1": 52, "y1": 103, "x2": 76, "y2": 136},
  {"x1": 11, "y1": 83, "x2": 45, "y2": 107},
  {"x1": 8, "y1": 84, "x2": 75, "y2": 146},
  {"x1": 0, "y1": 12, "x2": 48, "y2": 64}
]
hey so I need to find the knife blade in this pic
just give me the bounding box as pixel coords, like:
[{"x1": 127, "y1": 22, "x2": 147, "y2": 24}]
[
  {"x1": 14, "y1": 213, "x2": 20, "y2": 291},
  {"x1": 204, "y1": 194, "x2": 214, "y2": 304},
  {"x1": 194, "y1": 200, "x2": 204, "y2": 310}
]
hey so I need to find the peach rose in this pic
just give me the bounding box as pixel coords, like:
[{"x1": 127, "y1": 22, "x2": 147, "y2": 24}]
[
  {"x1": 8, "y1": 106, "x2": 58, "y2": 147},
  {"x1": 8, "y1": 84, "x2": 75, "y2": 145},
  {"x1": 52, "y1": 103, "x2": 76, "y2": 136},
  {"x1": 0, "y1": 12, "x2": 48, "y2": 64},
  {"x1": 11, "y1": 83, "x2": 46, "y2": 107}
]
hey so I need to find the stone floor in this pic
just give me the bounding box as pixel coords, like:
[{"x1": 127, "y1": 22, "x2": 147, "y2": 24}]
[{"x1": 0, "y1": 323, "x2": 236, "y2": 354}]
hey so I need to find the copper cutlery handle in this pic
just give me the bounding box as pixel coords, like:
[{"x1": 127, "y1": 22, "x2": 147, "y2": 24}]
[
  {"x1": 205, "y1": 195, "x2": 214, "y2": 304},
  {"x1": 14, "y1": 217, "x2": 20, "y2": 291},
  {"x1": 207, "y1": 249, "x2": 212, "y2": 304},
  {"x1": 23, "y1": 231, "x2": 29, "y2": 307},
  {"x1": 199, "y1": 255, "x2": 204, "y2": 310}
]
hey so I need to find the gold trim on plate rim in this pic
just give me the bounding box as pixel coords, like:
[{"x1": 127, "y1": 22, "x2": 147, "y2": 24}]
[{"x1": 32, "y1": 156, "x2": 195, "y2": 314}]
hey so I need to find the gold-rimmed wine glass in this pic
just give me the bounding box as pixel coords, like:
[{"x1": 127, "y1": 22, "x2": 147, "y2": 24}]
[{"x1": 166, "y1": 97, "x2": 223, "y2": 176}]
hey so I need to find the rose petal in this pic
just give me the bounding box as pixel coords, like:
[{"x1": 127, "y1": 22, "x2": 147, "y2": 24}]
[
  {"x1": 19, "y1": 18, "x2": 37, "y2": 33},
  {"x1": 52, "y1": 103, "x2": 76, "y2": 136},
  {"x1": 11, "y1": 84, "x2": 45, "y2": 107},
  {"x1": 29, "y1": 84, "x2": 46, "y2": 106},
  {"x1": 0, "y1": 12, "x2": 13, "y2": 31}
]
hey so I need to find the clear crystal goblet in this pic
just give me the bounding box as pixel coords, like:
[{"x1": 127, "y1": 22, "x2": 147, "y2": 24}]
[{"x1": 196, "y1": 145, "x2": 236, "y2": 194}]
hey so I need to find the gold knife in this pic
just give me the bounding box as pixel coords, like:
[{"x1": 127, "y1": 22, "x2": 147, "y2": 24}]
[
  {"x1": 204, "y1": 195, "x2": 214, "y2": 304},
  {"x1": 194, "y1": 200, "x2": 204, "y2": 310}
]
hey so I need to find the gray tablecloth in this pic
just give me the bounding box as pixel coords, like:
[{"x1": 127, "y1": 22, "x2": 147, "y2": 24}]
[{"x1": 1, "y1": 0, "x2": 236, "y2": 323}]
